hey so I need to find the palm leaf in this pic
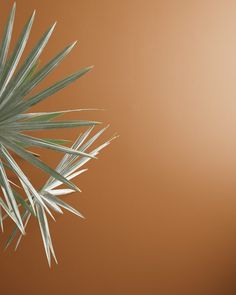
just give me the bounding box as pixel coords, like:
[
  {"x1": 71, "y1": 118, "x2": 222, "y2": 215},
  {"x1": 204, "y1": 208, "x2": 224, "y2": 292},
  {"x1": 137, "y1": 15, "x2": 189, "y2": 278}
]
[
  {"x1": 0, "y1": 2, "x2": 16, "y2": 72},
  {"x1": 0, "y1": 3, "x2": 115, "y2": 266},
  {"x1": 0, "y1": 10, "x2": 35, "y2": 99},
  {"x1": 0, "y1": 22, "x2": 56, "y2": 109},
  {"x1": 1, "y1": 66, "x2": 93, "y2": 121}
]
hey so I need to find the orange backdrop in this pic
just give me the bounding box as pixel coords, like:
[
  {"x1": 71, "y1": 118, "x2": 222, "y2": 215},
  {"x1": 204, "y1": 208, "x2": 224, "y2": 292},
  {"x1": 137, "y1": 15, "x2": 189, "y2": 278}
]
[{"x1": 1, "y1": 0, "x2": 236, "y2": 294}]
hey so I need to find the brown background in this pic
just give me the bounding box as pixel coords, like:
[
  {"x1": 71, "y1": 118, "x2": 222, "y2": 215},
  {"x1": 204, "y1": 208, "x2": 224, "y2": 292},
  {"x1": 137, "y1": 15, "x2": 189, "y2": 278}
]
[{"x1": 1, "y1": 0, "x2": 236, "y2": 294}]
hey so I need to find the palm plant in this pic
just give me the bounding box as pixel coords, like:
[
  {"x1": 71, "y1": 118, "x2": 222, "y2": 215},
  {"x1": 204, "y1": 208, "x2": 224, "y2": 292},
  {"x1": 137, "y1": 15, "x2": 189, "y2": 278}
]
[{"x1": 0, "y1": 3, "x2": 116, "y2": 266}]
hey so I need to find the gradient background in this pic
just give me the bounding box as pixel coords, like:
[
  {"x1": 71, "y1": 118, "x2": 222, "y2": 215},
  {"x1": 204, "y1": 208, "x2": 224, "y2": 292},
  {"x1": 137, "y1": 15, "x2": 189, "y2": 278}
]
[{"x1": 1, "y1": 0, "x2": 236, "y2": 294}]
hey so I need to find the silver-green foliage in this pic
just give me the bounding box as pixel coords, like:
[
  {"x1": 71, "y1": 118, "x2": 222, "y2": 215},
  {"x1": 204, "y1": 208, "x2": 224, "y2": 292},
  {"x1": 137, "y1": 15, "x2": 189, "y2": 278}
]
[{"x1": 0, "y1": 3, "x2": 115, "y2": 266}]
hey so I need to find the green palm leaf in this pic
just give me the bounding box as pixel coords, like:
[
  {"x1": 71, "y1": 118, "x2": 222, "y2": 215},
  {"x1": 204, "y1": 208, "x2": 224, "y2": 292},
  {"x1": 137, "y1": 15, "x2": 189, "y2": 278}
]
[
  {"x1": 0, "y1": 10, "x2": 35, "y2": 99},
  {"x1": 0, "y1": 3, "x2": 116, "y2": 266},
  {"x1": 0, "y1": 2, "x2": 16, "y2": 72}
]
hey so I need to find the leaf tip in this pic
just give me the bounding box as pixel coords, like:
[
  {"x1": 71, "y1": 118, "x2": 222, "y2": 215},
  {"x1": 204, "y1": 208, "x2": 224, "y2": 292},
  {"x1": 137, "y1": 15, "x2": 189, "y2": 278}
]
[
  {"x1": 32, "y1": 9, "x2": 36, "y2": 18},
  {"x1": 72, "y1": 40, "x2": 78, "y2": 47},
  {"x1": 87, "y1": 65, "x2": 94, "y2": 71},
  {"x1": 52, "y1": 21, "x2": 57, "y2": 30}
]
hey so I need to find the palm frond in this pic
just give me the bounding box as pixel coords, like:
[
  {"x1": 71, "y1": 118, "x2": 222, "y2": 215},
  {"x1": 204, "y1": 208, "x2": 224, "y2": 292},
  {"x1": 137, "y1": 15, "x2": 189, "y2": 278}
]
[{"x1": 0, "y1": 3, "x2": 116, "y2": 266}]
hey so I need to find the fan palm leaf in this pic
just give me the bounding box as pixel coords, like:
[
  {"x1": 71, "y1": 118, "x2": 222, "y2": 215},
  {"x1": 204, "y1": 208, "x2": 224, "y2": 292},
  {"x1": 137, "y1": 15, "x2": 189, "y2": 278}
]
[{"x1": 0, "y1": 2, "x2": 116, "y2": 266}]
